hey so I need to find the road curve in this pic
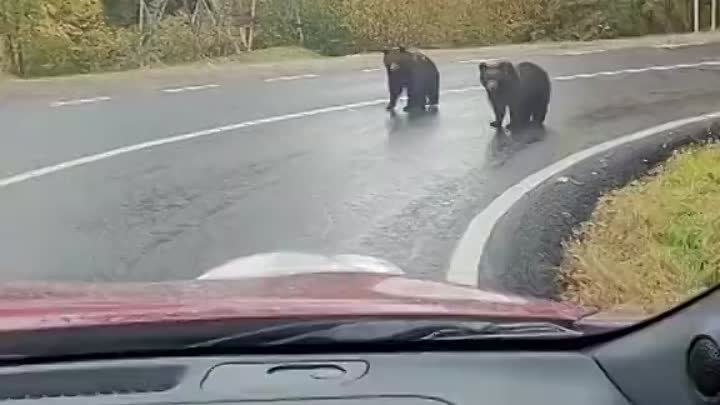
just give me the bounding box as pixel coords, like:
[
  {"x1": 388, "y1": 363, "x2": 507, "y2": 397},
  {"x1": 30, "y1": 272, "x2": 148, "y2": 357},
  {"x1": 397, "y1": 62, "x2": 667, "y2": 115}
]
[{"x1": 2, "y1": 43, "x2": 720, "y2": 282}]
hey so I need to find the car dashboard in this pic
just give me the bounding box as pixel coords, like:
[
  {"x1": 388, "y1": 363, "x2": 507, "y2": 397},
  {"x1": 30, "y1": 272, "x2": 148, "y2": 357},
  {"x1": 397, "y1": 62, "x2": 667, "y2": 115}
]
[
  {"x1": 3, "y1": 286, "x2": 720, "y2": 405},
  {"x1": 0, "y1": 351, "x2": 628, "y2": 405}
]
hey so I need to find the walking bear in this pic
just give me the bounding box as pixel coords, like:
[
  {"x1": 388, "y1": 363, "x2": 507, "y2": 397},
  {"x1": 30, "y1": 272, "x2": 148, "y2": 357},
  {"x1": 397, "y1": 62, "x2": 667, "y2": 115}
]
[
  {"x1": 383, "y1": 47, "x2": 440, "y2": 113},
  {"x1": 478, "y1": 61, "x2": 551, "y2": 130}
]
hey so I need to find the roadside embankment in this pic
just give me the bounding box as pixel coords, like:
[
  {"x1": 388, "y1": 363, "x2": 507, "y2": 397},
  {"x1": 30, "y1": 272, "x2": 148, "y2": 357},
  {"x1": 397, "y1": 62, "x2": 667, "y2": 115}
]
[{"x1": 452, "y1": 114, "x2": 720, "y2": 313}]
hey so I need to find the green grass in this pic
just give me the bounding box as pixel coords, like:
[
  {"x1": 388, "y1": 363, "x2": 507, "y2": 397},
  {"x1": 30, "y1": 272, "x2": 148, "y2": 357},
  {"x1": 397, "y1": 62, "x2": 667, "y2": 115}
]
[
  {"x1": 2, "y1": 46, "x2": 325, "y2": 81},
  {"x1": 560, "y1": 143, "x2": 720, "y2": 315}
]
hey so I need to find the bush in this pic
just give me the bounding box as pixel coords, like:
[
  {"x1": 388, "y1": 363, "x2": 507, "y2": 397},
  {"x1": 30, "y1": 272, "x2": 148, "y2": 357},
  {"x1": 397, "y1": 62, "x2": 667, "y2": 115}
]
[
  {"x1": 344, "y1": 0, "x2": 451, "y2": 49},
  {"x1": 0, "y1": 0, "x2": 701, "y2": 77},
  {"x1": 5, "y1": 0, "x2": 133, "y2": 76},
  {"x1": 134, "y1": 16, "x2": 201, "y2": 65},
  {"x1": 1, "y1": 0, "x2": 247, "y2": 76},
  {"x1": 255, "y1": 0, "x2": 354, "y2": 56},
  {"x1": 22, "y1": 24, "x2": 134, "y2": 76},
  {"x1": 0, "y1": 0, "x2": 44, "y2": 75},
  {"x1": 102, "y1": 0, "x2": 140, "y2": 26},
  {"x1": 297, "y1": 0, "x2": 354, "y2": 55}
]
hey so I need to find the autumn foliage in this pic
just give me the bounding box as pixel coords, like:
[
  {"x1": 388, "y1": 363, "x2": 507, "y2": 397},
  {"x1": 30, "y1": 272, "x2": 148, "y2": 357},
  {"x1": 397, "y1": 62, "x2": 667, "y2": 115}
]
[{"x1": 0, "y1": 0, "x2": 697, "y2": 77}]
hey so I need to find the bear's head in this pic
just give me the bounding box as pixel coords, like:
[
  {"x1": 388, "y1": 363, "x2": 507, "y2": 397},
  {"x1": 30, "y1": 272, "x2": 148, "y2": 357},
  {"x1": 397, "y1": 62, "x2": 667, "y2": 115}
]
[
  {"x1": 479, "y1": 61, "x2": 517, "y2": 92},
  {"x1": 382, "y1": 47, "x2": 418, "y2": 73}
]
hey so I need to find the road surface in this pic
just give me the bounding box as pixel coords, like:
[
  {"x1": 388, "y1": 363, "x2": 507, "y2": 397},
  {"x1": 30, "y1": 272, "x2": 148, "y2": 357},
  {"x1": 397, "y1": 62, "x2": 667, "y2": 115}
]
[{"x1": 2, "y1": 42, "x2": 720, "y2": 282}]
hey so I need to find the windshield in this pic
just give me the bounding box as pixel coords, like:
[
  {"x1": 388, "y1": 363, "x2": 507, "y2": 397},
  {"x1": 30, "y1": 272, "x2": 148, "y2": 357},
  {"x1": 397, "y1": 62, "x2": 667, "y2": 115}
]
[{"x1": 0, "y1": 0, "x2": 719, "y2": 355}]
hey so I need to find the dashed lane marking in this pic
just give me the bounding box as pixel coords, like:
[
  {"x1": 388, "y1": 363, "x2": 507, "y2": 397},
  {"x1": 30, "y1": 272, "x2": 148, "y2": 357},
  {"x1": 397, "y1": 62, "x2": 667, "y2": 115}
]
[
  {"x1": 558, "y1": 49, "x2": 607, "y2": 56},
  {"x1": 553, "y1": 60, "x2": 720, "y2": 81},
  {"x1": 445, "y1": 86, "x2": 484, "y2": 94},
  {"x1": 264, "y1": 74, "x2": 319, "y2": 82},
  {"x1": 361, "y1": 68, "x2": 382, "y2": 73},
  {"x1": 6, "y1": 59, "x2": 720, "y2": 189},
  {"x1": 161, "y1": 84, "x2": 220, "y2": 93},
  {"x1": 50, "y1": 97, "x2": 112, "y2": 107},
  {"x1": 458, "y1": 58, "x2": 500, "y2": 64},
  {"x1": 654, "y1": 42, "x2": 707, "y2": 49}
]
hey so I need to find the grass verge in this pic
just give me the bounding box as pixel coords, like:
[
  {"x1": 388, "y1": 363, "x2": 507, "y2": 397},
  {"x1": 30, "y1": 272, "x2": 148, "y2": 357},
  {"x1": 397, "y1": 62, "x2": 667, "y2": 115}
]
[
  {"x1": 560, "y1": 143, "x2": 720, "y2": 315},
  {"x1": 1, "y1": 46, "x2": 325, "y2": 83}
]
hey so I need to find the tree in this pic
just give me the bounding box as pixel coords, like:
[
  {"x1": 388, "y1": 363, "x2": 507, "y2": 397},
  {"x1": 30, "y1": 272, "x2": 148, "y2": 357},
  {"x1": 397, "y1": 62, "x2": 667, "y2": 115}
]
[{"x1": 0, "y1": 0, "x2": 43, "y2": 75}]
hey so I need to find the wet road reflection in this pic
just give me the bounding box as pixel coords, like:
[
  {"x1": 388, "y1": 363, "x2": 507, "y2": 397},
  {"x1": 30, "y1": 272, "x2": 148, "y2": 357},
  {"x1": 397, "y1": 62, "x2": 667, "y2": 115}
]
[
  {"x1": 487, "y1": 126, "x2": 550, "y2": 167},
  {"x1": 4, "y1": 45, "x2": 720, "y2": 281}
]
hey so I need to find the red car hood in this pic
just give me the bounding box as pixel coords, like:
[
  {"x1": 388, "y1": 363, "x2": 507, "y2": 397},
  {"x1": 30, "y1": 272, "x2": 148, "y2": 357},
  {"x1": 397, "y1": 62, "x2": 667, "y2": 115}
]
[
  {"x1": 0, "y1": 273, "x2": 588, "y2": 331},
  {"x1": 0, "y1": 251, "x2": 638, "y2": 333}
]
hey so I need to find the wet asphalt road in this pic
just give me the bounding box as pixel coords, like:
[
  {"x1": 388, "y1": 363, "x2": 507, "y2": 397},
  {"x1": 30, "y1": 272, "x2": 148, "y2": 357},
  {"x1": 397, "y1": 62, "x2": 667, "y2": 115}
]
[{"x1": 2, "y1": 43, "x2": 720, "y2": 282}]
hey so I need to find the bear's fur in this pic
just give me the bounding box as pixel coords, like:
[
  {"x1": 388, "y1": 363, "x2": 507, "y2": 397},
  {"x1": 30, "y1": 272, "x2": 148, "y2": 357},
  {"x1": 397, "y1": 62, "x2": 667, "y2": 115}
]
[
  {"x1": 383, "y1": 47, "x2": 440, "y2": 113},
  {"x1": 478, "y1": 61, "x2": 551, "y2": 130}
]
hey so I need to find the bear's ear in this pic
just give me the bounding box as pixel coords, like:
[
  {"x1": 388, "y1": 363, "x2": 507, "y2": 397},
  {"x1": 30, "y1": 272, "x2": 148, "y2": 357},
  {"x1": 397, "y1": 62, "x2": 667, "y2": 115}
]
[
  {"x1": 478, "y1": 62, "x2": 487, "y2": 73},
  {"x1": 499, "y1": 61, "x2": 514, "y2": 74}
]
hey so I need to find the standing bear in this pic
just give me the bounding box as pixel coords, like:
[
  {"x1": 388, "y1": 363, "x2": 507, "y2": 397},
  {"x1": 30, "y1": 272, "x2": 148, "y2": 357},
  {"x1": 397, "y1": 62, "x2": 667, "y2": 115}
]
[
  {"x1": 478, "y1": 61, "x2": 551, "y2": 130},
  {"x1": 383, "y1": 47, "x2": 440, "y2": 113}
]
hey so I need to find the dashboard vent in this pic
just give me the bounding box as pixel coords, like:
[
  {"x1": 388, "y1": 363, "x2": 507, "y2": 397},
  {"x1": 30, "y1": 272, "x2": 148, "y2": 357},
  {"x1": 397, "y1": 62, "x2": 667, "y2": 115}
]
[
  {"x1": 0, "y1": 365, "x2": 184, "y2": 400},
  {"x1": 688, "y1": 336, "x2": 720, "y2": 398}
]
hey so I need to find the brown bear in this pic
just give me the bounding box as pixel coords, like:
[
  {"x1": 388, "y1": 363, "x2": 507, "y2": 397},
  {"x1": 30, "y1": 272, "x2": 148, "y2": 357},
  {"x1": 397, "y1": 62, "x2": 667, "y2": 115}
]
[
  {"x1": 383, "y1": 47, "x2": 440, "y2": 113},
  {"x1": 478, "y1": 61, "x2": 551, "y2": 130}
]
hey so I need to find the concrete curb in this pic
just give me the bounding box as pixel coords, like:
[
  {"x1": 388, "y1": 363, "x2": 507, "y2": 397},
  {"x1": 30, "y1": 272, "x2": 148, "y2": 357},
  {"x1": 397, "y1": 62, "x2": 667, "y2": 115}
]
[{"x1": 447, "y1": 111, "x2": 720, "y2": 298}]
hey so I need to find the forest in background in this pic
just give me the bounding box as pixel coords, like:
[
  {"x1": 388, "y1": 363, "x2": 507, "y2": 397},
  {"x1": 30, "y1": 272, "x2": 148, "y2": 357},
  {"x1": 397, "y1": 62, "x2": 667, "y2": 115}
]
[{"x1": 0, "y1": 0, "x2": 702, "y2": 77}]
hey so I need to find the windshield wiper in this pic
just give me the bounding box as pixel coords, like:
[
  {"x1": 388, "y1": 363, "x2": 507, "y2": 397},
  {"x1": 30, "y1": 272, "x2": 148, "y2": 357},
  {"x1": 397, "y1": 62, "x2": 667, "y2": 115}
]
[{"x1": 187, "y1": 320, "x2": 582, "y2": 349}]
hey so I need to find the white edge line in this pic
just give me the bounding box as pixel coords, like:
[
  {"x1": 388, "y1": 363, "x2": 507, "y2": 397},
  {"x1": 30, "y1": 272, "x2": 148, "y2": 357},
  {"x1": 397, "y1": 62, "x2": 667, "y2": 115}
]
[
  {"x1": 0, "y1": 97, "x2": 386, "y2": 188},
  {"x1": 2, "y1": 83, "x2": 489, "y2": 188},
  {"x1": 446, "y1": 110, "x2": 720, "y2": 287},
  {"x1": 6, "y1": 60, "x2": 720, "y2": 189}
]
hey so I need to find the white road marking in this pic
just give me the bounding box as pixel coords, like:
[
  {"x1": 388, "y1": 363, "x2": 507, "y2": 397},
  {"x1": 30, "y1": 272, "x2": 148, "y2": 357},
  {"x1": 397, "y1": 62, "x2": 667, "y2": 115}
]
[
  {"x1": 362, "y1": 68, "x2": 382, "y2": 73},
  {"x1": 447, "y1": 110, "x2": 720, "y2": 286},
  {"x1": 623, "y1": 68, "x2": 649, "y2": 73},
  {"x1": 558, "y1": 49, "x2": 606, "y2": 56},
  {"x1": 50, "y1": 96, "x2": 111, "y2": 108},
  {"x1": 6, "y1": 59, "x2": 720, "y2": 188},
  {"x1": 12, "y1": 78, "x2": 53, "y2": 83},
  {"x1": 161, "y1": 84, "x2": 220, "y2": 93},
  {"x1": 0, "y1": 97, "x2": 385, "y2": 188},
  {"x1": 264, "y1": 74, "x2": 319, "y2": 82},
  {"x1": 445, "y1": 86, "x2": 485, "y2": 94},
  {"x1": 553, "y1": 60, "x2": 720, "y2": 81},
  {"x1": 654, "y1": 41, "x2": 707, "y2": 49},
  {"x1": 458, "y1": 58, "x2": 500, "y2": 64}
]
